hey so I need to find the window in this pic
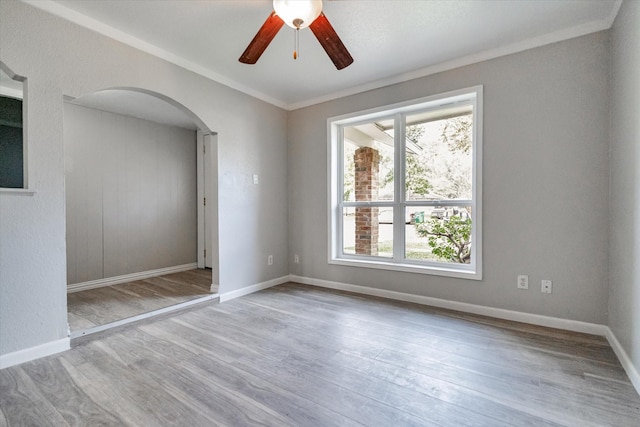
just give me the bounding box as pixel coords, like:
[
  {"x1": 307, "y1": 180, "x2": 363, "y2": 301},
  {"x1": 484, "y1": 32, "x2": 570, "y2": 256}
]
[
  {"x1": 329, "y1": 86, "x2": 482, "y2": 279},
  {"x1": 0, "y1": 62, "x2": 27, "y2": 191}
]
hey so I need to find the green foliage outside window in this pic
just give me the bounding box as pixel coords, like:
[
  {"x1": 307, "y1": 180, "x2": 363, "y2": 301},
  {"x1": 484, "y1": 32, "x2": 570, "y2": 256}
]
[
  {"x1": 409, "y1": 115, "x2": 473, "y2": 263},
  {"x1": 415, "y1": 215, "x2": 472, "y2": 264}
]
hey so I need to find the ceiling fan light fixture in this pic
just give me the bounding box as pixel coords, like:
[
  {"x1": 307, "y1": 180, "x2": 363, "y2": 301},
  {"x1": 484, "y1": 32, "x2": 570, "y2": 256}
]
[
  {"x1": 240, "y1": 0, "x2": 352, "y2": 70},
  {"x1": 273, "y1": 0, "x2": 322, "y2": 29}
]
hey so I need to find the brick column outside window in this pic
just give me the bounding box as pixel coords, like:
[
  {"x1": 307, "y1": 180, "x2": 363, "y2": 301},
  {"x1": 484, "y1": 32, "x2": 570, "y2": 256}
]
[{"x1": 354, "y1": 147, "x2": 380, "y2": 255}]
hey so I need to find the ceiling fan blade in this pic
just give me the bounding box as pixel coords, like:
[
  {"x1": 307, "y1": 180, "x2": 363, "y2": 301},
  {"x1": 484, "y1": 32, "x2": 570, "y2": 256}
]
[
  {"x1": 239, "y1": 12, "x2": 285, "y2": 64},
  {"x1": 309, "y1": 12, "x2": 353, "y2": 70}
]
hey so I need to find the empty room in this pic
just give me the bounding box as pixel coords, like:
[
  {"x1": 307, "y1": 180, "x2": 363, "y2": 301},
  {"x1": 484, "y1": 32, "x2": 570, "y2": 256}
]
[{"x1": 1, "y1": 0, "x2": 639, "y2": 425}]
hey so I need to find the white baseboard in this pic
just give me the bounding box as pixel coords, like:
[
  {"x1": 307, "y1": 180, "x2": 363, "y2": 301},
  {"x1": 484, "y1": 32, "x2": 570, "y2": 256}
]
[
  {"x1": 0, "y1": 338, "x2": 70, "y2": 370},
  {"x1": 219, "y1": 275, "x2": 290, "y2": 302},
  {"x1": 67, "y1": 263, "x2": 198, "y2": 293},
  {"x1": 289, "y1": 275, "x2": 607, "y2": 336},
  {"x1": 604, "y1": 327, "x2": 640, "y2": 394},
  {"x1": 7, "y1": 274, "x2": 640, "y2": 397},
  {"x1": 291, "y1": 275, "x2": 640, "y2": 396}
]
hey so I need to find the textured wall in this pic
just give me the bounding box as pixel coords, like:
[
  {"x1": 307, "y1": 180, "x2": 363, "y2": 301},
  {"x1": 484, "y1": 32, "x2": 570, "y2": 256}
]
[
  {"x1": 64, "y1": 103, "x2": 197, "y2": 285},
  {"x1": 0, "y1": 0, "x2": 288, "y2": 356},
  {"x1": 288, "y1": 32, "x2": 610, "y2": 323},
  {"x1": 608, "y1": 0, "x2": 640, "y2": 379}
]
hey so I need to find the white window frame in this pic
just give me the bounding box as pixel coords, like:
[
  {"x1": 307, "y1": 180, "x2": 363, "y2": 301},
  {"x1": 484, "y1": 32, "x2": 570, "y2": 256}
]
[{"x1": 328, "y1": 86, "x2": 483, "y2": 280}]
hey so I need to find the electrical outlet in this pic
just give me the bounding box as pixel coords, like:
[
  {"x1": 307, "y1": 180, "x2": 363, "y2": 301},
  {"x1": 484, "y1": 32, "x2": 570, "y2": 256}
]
[
  {"x1": 517, "y1": 275, "x2": 528, "y2": 289},
  {"x1": 253, "y1": 174, "x2": 259, "y2": 185},
  {"x1": 541, "y1": 279, "x2": 552, "y2": 294},
  {"x1": 294, "y1": 254, "x2": 299, "y2": 264},
  {"x1": 267, "y1": 255, "x2": 273, "y2": 265}
]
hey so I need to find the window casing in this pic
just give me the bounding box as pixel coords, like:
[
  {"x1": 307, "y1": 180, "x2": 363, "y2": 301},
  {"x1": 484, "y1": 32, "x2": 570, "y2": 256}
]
[{"x1": 328, "y1": 86, "x2": 482, "y2": 279}]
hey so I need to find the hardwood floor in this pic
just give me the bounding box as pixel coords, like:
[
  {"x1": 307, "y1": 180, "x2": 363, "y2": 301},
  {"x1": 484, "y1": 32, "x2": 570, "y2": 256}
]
[
  {"x1": 3, "y1": 282, "x2": 639, "y2": 426},
  {"x1": 67, "y1": 269, "x2": 215, "y2": 332}
]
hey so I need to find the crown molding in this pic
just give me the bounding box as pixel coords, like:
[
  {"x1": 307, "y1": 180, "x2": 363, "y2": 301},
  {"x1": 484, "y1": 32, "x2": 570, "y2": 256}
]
[
  {"x1": 22, "y1": 0, "x2": 621, "y2": 112},
  {"x1": 287, "y1": 12, "x2": 620, "y2": 110},
  {"x1": 21, "y1": 0, "x2": 288, "y2": 109}
]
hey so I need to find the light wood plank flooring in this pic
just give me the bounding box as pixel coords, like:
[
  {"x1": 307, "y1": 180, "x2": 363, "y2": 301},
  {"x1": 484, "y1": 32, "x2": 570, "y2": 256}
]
[
  {"x1": 3, "y1": 282, "x2": 639, "y2": 426},
  {"x1": 67, "y1": 269, "x2": 214, "y2": 332}
]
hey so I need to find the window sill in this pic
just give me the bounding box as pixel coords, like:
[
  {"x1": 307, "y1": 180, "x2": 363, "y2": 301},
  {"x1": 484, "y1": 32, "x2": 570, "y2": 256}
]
[
  {"x1": 0, "y1": 188, "x2": 36, "y2": 195},
  {"x1": 329, "y1": 257, "x2": 482, "y2": 280}
]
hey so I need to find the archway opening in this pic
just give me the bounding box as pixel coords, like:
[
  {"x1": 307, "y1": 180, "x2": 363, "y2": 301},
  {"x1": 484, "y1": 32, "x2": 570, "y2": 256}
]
[{"x1": 63, "y1": 88, "x2": 218, "y2": 338}]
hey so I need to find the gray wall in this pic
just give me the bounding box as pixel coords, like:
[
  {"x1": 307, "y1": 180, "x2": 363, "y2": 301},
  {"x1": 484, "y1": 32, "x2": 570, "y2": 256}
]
[
  {"x1": 609, "y1": 0, "x2": 640, "y2": 377},
  {"x1": 64, "y1": 103, "x2": 197, "y2": 285},
  {"x1": 288, "y1": 31, "x2": 610, "y2": 324},
  {"x1": 0, "y1": 0, "x2": 288, "y2": 356},
  {"x1": 0, "y1": 0, "x2": 631, "y2": 365}
]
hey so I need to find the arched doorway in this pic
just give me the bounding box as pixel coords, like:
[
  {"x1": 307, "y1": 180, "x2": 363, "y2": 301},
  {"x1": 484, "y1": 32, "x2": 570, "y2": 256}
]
[{"x1": 63, "y1": 88, "x2": 219, "y2": 338}]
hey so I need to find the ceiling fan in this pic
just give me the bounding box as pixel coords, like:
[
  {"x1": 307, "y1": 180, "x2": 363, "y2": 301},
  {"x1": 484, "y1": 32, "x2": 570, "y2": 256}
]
[{"x1": 239, "y1": 0, "x2": 354, "y2": 70}]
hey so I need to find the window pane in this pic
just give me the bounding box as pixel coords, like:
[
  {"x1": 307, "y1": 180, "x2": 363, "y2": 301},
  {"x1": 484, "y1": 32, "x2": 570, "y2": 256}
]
[
  {"x1": 405, "y1": 206, "x2": 472, "y2": 263},
  {"x1": 405, "y1": 111, "x2": 472, "y2": 201},
  {"x1": 0, "y1": 96, "x2": 23, "y2": 188},
  {"x1": 1, "y1": 63, "x2": 25, "y2": 189},
  {"x1": 342, "y1": 207, "x2": 392, "y2": 258},
  {"x1": 342, "y1": 120, "x2": 394, "y2": 202}
]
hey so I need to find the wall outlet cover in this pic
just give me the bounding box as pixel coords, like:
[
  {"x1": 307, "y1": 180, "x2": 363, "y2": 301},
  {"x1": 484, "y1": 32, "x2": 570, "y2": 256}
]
[{"x1": 517, "y1": 274, "x2": 529, "y2": 289}]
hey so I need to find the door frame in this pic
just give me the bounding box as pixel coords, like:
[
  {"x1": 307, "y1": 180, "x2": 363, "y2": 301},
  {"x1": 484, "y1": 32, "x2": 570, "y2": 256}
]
[{"x1": 197, "y1": 131, "x2": 219, "y2": 291}]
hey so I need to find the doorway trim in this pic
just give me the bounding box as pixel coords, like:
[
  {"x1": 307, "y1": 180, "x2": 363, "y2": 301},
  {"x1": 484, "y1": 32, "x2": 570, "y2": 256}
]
[{"x1": 197, "y1": 131, "x2": 219, "y2": 292}]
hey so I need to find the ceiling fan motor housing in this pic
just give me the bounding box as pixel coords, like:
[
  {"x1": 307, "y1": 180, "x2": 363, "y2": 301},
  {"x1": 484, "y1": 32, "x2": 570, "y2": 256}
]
[{"x1": 273, "y1": 0, "x2": 323, "y2": 29}]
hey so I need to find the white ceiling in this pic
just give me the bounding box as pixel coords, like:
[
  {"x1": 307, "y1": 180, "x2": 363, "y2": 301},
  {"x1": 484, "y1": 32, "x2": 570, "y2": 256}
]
[{"x1": 27, "y1": 0, "x2": 620, "y2": 112}]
